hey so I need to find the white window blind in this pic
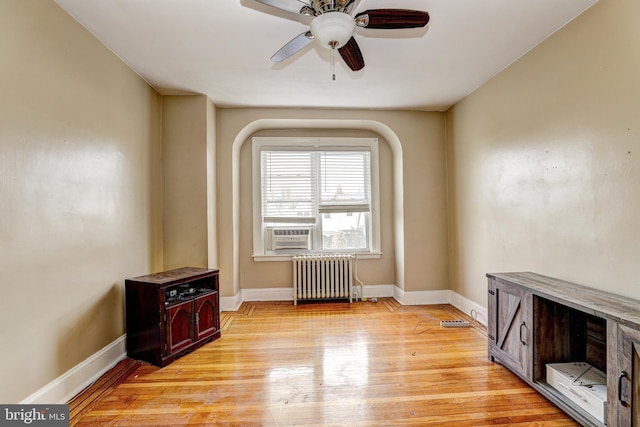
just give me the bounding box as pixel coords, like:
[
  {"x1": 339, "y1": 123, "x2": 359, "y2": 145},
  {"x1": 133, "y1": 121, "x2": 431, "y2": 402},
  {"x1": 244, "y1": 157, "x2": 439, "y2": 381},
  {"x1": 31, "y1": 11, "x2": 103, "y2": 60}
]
[
  {"x1": 261, "y1": 150, "x2": 316, "y2": 223},
  {"x1": 261, "y1": 149, "x2": 371, "y2": 221},
  {"x1": 319, "y1": 151, "x2": 370, "y2": 213}
]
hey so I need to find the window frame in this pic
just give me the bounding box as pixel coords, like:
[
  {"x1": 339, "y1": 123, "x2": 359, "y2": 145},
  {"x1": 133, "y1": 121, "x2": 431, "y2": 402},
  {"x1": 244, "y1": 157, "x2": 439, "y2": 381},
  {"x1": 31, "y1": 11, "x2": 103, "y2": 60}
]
[{"x1": 252, "y1": 137, "x2": 381, "y2": 261}]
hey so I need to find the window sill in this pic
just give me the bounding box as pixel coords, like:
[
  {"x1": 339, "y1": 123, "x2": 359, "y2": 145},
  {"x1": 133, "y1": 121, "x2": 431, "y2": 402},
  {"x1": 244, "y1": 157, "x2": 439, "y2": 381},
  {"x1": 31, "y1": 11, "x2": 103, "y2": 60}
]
[{"x1": 252, "y1": 252, "x2": 383, "y2": 262}]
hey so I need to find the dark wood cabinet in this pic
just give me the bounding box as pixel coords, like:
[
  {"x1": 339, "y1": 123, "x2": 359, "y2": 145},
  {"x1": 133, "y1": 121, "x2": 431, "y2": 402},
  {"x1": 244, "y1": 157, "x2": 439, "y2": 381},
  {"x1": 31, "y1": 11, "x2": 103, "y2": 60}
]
[
  {"x1": 488, "y1": 272, "x2": 640, "y2": 427},
  {"x1": 165, "y1": 299, "x2": 194, "y2": 356},
  {"x1": 125, "y1": 267, "x2": 220, "y2": 367}
]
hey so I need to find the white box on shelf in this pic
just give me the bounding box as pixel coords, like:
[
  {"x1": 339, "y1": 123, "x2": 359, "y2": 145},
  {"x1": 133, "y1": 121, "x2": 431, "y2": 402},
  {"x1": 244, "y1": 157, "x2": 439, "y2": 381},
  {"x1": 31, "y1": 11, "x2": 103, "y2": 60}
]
[{"x1": 546, "y1": 362, "x2": 607, "y2": 424}]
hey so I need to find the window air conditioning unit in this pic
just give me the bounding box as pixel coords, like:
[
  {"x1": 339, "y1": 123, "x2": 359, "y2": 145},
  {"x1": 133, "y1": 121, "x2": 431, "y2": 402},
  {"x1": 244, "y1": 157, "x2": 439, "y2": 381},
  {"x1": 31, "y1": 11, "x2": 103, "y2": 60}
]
[{"x1": 268, "y1": 227, "x2": 311, "y2": 251}]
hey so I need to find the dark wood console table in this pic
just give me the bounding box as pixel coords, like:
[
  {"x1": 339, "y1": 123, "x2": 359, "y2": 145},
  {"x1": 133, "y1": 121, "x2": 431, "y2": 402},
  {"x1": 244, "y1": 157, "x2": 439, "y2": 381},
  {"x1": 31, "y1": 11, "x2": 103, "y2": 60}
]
[{"x1": 125, "y1": 267, "x2": 220, "y2": 367}]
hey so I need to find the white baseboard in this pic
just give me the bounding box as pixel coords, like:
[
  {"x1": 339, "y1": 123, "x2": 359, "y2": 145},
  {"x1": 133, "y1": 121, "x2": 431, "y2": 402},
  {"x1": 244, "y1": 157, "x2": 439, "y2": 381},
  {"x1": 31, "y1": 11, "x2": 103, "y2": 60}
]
[
  {"x1": 234, "y1": 284, "x2": 397, "y2": 305},
  {"x1": 220, "y1": 285, "x2": 487, "y2": 326},
  {"x1": 393, "y1": 288, "x2": 487, "y2": 326},
  {"x1": 449, "y1": 291, "x2": 488, "y2": 326},
  {"x1": 21, "y1": 335, "x2": 126, "y2": 404},
  {"x1": 394, "y1": 287, "x2": 451, "y2": 305},
  {"x1": 220, "y1": 292, "x2": 244, "y2": 312},
  {"x1": 242, "y1": 287, "x2": 293, "y2": 302},
  {"x1": 358, "y1": 284, "x2": 395, "y2": 299}
]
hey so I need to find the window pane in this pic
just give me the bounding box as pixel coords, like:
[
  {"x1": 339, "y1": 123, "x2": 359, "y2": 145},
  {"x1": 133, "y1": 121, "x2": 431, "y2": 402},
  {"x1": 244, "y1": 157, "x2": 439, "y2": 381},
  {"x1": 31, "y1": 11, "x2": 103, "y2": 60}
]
[
  {"x1": 321, "y1": 212, "x2": 368, "y2": 250},
  {"x1": 262, "y1": 151, "x2": 315, "y2": 219},
  {"x1": 320, "y1": 151, "x2": 370, "y2": 208}
]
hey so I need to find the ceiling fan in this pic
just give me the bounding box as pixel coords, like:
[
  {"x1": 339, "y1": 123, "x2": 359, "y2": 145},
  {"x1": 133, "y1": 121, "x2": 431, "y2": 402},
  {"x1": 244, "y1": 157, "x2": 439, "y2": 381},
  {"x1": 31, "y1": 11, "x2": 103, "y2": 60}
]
[{"x1": 255, "y1": 0, "x2": 430, "y2": 73}]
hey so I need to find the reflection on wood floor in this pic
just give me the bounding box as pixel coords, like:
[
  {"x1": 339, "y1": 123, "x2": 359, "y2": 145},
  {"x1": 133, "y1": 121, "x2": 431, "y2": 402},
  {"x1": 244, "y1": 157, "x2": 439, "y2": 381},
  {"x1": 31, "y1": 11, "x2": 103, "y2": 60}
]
[{"x1": 70, "y1": 299, "x2": 577, "y2": 426}]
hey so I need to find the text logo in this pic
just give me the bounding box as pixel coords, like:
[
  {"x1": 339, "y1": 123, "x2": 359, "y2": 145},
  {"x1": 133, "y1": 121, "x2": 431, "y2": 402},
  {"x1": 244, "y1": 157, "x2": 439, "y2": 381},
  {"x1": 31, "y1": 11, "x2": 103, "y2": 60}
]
[{"x1": 1, "y1": 405, "x2": 69, "y2": 426}]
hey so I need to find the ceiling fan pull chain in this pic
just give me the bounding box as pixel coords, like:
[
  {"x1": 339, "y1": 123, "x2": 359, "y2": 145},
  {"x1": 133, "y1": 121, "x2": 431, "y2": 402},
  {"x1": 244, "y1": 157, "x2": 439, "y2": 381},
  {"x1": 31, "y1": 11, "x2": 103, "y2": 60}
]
[
  {"x1": 331, "y1": 47, "x2": 336, "y2": 80},
  {"x1": 328, "y1": 40, "x2": 338, "y2": 80}
]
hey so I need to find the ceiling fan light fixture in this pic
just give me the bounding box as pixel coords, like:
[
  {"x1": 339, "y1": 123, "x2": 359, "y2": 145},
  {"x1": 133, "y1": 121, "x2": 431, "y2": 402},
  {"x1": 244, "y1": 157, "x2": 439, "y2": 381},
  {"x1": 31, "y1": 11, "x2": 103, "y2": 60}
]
[{"x1": 310, "y1": 12, "x2": 355, "y2": 49}]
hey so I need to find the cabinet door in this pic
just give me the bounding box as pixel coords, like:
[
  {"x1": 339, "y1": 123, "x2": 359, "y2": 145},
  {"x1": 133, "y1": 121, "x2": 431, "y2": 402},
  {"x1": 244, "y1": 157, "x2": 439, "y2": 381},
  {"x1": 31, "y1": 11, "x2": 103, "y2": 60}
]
[
  {"x1": 165, "y1": 300, "x2": 194, "y2": 355},
  {"x1": 612, "y1": 323, "x2": 640, "y2": 426},
  {"x1": 488, "y1": 279, "x2": 533, "y2": 379},
  {"x1": 195, "y1": 293, "x2": 219, "y2": 341}
]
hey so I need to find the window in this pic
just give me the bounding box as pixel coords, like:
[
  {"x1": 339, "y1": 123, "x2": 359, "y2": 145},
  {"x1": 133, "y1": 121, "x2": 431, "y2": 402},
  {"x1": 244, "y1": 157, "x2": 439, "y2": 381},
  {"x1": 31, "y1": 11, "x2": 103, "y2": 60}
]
[{"x1": 252, "y1": 137, "x2": 380, "y2": 259}]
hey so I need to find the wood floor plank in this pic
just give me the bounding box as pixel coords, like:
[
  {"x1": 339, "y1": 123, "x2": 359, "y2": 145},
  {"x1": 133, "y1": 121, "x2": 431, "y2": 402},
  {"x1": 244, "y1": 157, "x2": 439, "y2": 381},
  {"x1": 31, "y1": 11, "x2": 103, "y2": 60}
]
[
  {"x1": 69, "y1": 299, "x2": 578, "y2": 426},
  {"x1": 68, "y1": 358, "x2": 143, "y2": 425}
]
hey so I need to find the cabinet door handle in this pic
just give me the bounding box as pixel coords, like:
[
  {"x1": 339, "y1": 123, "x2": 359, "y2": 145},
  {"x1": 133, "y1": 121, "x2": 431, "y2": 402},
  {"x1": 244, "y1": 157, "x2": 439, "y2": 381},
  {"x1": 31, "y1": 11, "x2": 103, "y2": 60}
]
[
  {"x1": 619, "y1": 371, "x2": 628, "y2": 406},
  {"x1": 519, "y1": 321, "x2": 526, "y2": 345}
]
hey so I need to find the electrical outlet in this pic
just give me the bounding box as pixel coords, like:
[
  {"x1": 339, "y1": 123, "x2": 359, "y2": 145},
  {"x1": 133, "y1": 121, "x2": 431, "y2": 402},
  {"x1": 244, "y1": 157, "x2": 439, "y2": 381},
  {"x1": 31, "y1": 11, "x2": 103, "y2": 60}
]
[{"x1": 440, "y1": 320, "x2": 470, "y2": 328}]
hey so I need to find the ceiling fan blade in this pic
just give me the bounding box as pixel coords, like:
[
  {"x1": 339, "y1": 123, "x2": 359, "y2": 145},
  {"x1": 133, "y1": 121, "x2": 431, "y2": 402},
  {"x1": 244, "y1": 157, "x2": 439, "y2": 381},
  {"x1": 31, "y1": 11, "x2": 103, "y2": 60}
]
[
  {"x1": 354, "y1": 9, "x2": 430, "y2": 29},
  {"x1": 338, "y1": 37, "x2": 365, "y2": 71},
  {"x1": 255, "y1": 0, "x2": 313, "y2": 15},
  {"x1": 271, "y1": 31, "x2": 314, "y2": 62}
]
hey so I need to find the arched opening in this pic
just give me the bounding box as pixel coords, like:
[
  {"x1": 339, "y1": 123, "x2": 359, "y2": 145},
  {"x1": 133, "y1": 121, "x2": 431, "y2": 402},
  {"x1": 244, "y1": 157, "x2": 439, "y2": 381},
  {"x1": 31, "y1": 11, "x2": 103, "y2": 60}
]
[{"x1": 230, "y1": 119, "x2": 405, "y2": 298}]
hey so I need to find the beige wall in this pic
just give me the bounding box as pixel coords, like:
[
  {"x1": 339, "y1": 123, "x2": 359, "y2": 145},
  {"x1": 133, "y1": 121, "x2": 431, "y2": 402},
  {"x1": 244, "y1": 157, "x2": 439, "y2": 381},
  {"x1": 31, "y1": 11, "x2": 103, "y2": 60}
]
[
  {"x1": 447, "y1": 0, "x2": 640, "y2": 307},
  {"x1": 0, "y1": 0, "x2": 162, "y2": 403},
  {"x1": 162, "y1": 95, "x2": 217, "y2": 270},
  {"x1": 216, "y1": 109, "x2": 448, "y2": 298}
]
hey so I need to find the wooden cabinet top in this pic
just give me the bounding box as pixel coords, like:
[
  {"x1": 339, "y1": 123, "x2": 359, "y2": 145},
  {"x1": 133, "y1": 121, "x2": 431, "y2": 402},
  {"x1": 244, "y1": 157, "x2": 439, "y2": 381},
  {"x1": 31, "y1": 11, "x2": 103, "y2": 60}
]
[
  {"x1": 487, "y1": 272, "x2": 640, "y2": 328},
  {"x1": 127, "y1": 267, "x2": 219, "y2": 286}
]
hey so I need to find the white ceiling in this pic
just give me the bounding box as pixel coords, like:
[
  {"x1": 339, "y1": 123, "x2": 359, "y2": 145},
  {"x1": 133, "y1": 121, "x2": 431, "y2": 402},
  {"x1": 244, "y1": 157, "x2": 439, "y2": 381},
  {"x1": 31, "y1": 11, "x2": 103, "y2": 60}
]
[{"x1": 54, "y1": 0, "x2": 598, "y2": 111}]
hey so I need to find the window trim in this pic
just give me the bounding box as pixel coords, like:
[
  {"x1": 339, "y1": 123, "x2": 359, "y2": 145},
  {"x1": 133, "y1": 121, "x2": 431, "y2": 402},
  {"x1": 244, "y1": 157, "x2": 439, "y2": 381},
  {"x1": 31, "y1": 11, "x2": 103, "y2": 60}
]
[{"x1": 252, "y1": 137, "x2": 381, "y2": 261}]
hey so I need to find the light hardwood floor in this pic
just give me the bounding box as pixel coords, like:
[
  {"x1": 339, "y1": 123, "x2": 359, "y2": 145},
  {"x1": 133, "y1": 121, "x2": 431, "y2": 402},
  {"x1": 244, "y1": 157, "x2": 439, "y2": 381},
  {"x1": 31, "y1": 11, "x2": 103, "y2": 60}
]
[{"x1": 70, "y1": 299, "x2": 577, "y2": 426}]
